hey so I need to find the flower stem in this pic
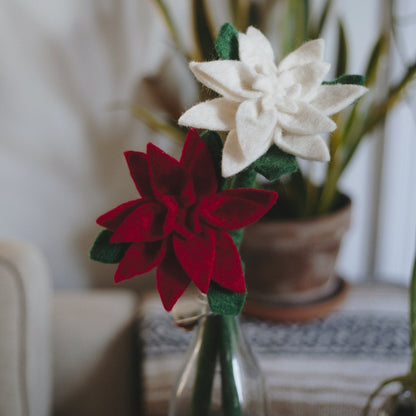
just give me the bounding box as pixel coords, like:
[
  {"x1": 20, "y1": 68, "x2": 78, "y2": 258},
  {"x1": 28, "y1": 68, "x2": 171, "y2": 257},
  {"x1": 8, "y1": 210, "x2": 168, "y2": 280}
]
[
  {"x1": 191, "y1": 315, "x2": 219, "y2": 416},
  {"x1": 219, "y1": 315, "x2": 242, "y2": 416}
]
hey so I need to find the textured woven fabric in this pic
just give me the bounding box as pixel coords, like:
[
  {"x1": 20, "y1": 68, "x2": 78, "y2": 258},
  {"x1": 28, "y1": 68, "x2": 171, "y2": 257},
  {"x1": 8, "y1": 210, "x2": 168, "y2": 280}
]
[{"x1": 141, "y1": 284, "x2": 410, "y2": 416}]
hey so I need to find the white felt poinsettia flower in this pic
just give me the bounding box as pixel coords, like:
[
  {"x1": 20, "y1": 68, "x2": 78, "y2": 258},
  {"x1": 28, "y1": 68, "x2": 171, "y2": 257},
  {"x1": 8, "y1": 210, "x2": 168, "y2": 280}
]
[{"x1": 178, "y1": 26, "x2": 368, "y2": 177}]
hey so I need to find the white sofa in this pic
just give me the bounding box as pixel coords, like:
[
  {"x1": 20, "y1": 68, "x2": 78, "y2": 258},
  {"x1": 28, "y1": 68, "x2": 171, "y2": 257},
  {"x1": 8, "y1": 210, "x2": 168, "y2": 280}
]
[{"x1": 0, "y1": 240, "x2": 142, "y2": 416}]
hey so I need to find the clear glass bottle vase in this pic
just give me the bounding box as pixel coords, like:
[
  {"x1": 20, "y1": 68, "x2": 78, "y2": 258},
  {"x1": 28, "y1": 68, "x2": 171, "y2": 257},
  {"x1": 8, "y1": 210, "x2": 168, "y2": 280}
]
[
  {"x1": 168, "y1": 313, "x2": 269, "y2": 416},
  {"x1": 377, "y1": 388, "x2": 415, "y2": 416}
]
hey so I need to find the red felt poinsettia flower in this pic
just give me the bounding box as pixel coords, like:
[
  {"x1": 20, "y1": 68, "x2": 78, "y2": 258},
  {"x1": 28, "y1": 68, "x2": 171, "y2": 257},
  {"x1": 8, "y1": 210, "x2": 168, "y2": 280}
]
[{"x1": 96, "y1": 129, "x2": 277, "y2": 311}]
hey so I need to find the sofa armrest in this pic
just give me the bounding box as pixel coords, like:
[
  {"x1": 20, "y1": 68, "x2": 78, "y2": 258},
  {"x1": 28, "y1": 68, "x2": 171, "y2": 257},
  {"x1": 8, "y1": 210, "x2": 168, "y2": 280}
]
[
  {"x1": 0, "y1": 239, "x2": 52, "y2": 416},
  {"x1": 53, "y1": 290, "x2": 142, "y2": 416}
]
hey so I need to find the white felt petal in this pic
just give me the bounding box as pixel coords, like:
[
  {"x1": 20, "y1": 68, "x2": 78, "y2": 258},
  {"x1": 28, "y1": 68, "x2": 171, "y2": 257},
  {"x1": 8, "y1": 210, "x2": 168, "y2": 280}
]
[
  {"x1": 310, "y1": 84, "x2": 368, "y2": 115},
  {"x1": 275, "y1": 101, "x2": 336, "y2": 135},
  {"x1": 276, "y1": 134, "x2": 330, "y2": 161},
  {"x1": 222, "y1": 130, "x2": 250, "y2": 177},
  {"x1": 178, "y1": 98, "x2": 238, "y2": 130},
  {"x1": 239, "y1": 26, "x2": 275, "y2": 71},
  {"x1": 278, "y1": 39, "x2": 325, "y2": 72},
  {"x1": 189, "y1": 61, "x2": 259, "y2": 101},
  {"x1": 235, "y1": 99, "x2": 276, "y2": 160},
  {"x1": 281, "y1": 61, "x2": 331, "y2": 100}
]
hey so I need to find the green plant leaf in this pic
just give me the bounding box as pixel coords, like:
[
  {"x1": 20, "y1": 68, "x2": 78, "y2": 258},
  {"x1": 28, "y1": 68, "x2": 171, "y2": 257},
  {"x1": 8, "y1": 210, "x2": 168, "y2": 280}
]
[
  {"x1": 208, "y1": 282, "x2": 247, "y2": 316},
  {"x1": 201, "y1": 130, "x2": 225, "y2": 190},
  {"x1": 215, "y1": 22, "x2": 239, "y2": 60},
  {"x1": 89, "y1": 229, "x2": 130, "y2": 264},
  {"x1": 150, "y1": 0, "x2": 187, "y2": 58},
  {"x1": 310, "y1": 0, "x2": 332, "y2": 38},
  {"x1": 192, "y1": 0, "x2": 216, "y2": 61},
  {"x1": 365, "y1": 34, "x2": 388, "y2": 87},
  {"x1": 323, "y1": 74, "x2": 365, "y2": 86},
  {"x1": 335, "y1": 19, "x2": 347, "y2": 77},
  {"x1": 253, "y1": 145, "x2": 298, "y2": 181},
  {"x1": 131, "y1": 103, "x2": 187, "y2": 144}
]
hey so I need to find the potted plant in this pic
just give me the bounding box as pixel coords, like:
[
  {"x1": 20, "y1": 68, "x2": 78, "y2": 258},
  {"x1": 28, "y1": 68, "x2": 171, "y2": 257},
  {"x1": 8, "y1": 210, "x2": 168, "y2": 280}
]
[{"x1": 132, "y1": 0, "x2": 416, "y2": 320}]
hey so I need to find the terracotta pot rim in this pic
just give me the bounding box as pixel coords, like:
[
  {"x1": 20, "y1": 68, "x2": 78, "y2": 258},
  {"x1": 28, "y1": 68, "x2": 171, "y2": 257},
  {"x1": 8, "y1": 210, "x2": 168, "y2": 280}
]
[{"x1": 258, "y1": 192, "x2": 351, "y2": 227}]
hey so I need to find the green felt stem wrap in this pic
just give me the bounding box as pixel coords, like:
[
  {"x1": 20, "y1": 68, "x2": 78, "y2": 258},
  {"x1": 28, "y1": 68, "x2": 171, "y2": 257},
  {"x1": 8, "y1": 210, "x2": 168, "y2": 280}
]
[
  {"x1": 201, "y1": 130, "x2": 225, "y2": 191},
  {"x1": 208, "y1": 282, "x2": 246, "y2": 316},
  {"x1": 191, "y1": 315, "x2": 219, "y2": 416},
  {"x1": 208, "y1": 164, "x2": 256, "y2": 316},
  {"x1": 219, "y1": 315, "x2": 242, "y2": 416},
  {"x1": 191, "y1": 315, "x2": 242, "y2": 415}
]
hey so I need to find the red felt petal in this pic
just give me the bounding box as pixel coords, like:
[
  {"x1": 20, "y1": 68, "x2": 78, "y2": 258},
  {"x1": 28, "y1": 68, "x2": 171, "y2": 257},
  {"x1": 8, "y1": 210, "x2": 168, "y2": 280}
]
[
  {"x1": 157, "y1": 246, "x2": 190, "y2": 311},
  {"x1": 172, "y1": 228, "x2": 216, "y2": 294},
  {"x1": 201, "y1": 189, "x2": 278, "y2": 231},
  {"x1": 124, "y1": 151, "x2": 153, "y2": 198},
  {"x1": 114, "y1": 241, "x2": 166, "y2": 283},
  {"x1": 180, "y1": 129, "x2": 201, "y2": 168},
  {"x1": 111, "y1": 202, "x2": 171, "y2": 243},
  {"x1": 181, "y1": 130, "x2": 217, "y2": 198},
  {"x1": 96, "y1": 199, "x2": 144, "y2": 232},
  {"x1": 211, "y1": 232, "x2": 245, "y2": 293},
  {"x1": 147, "y1": 143, "x2": 192, "y2": 200}
]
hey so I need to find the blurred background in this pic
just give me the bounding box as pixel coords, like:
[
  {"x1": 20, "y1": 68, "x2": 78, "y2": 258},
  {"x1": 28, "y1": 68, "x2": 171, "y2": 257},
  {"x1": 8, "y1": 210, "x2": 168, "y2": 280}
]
[{"x1": 0, "y1": 0, "x2": 415, "y2": 290}]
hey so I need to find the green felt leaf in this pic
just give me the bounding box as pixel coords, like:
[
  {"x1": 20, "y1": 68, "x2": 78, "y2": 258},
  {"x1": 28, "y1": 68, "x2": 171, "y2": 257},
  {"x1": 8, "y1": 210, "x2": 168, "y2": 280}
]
[
  {"x1": 323, "y1": 74, "x2": 366, "y2": 86},
  {"x1": 215, "y1": 23, "x2": 239, "y2": 60},
  {"x1": 254, "y1": 145, "x2": 298, "y2": 181},
  {"x1": 208, "y1": 282, "x2": 247, "y2": 316},
  {"x1": 230, "y1": 166, "x2": 257, "y2": 189},
  {"x1": 89, "y1": 229, "x2": 130, "y2": 264},
  {"x1": 201, "y1": 130, "x2": 225, "y2": 191}
]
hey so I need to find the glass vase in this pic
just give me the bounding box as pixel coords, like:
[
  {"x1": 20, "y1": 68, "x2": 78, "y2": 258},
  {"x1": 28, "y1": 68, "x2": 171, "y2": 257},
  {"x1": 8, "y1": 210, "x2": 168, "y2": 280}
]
[
  {"x1": 377, "y1": 388, "x2": 415, "y2": 416},
  {"x1": 168, "y1": 313, "x2": 269, "y2": 416}
]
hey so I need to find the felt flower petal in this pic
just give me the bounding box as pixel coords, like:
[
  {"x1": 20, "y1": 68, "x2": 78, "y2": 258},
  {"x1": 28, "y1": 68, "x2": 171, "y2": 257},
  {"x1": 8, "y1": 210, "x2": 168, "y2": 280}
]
[
  {"x1": 283, "y1": 61, "x2": 330, "y2": 100},
  {"x1": 236, "y1": 99, "x2": 277, "y2": 160},
  {"x1": 276, "y1": 134, "x2": 330, "y2": 161},
  {"x1": 310, "y1": 84, "x2": 369, "y2": 115},
  {"x1": 221, "y1": 129, "x2": 249, "y2": 178},
  {"x1": 172, "y1": 228, "x2": 216, "y2": 294},
  {"x1": 278, "y1": 39, "x2": 324, "y2": 72},
  {"x1": 182, "y1": 130, "x2": 218, "y2": 198},
  {"x1": 275, "y1": 101, "x2": 336, "y2": 135},
  {"x1": 238, "y1": 26, "x2": 275, "y2": 71},
  {"x1": 124, "y1": 151, "x2": 153, "y2": 198},
  {"x1": 114, "y1": 241, "x2": 166, "y2": 283},
  {"x1": 157, "y1": 246, "x2": 190, "y2": 311},
  {"x1": 211, "y1": 232, "x2": 245, "y2": 293},
  {"x1": 178, "y1": 98, "x2": 238, "y2": 131},
  {"x1": 147, "y1": 143, "x2": 193, "y2": 203},
  {"x1": 201, "y1": 188, "x2": 277, "y2": 231},
  {"x1": 96, "y1": 199, "x2": 144, "y2": 232},
  {"x1": 111, "y1": 202, "x2": 169, "y2": 243},
  {"x1": 189, "y1": 61, "x2": 260, "y2": 101}
]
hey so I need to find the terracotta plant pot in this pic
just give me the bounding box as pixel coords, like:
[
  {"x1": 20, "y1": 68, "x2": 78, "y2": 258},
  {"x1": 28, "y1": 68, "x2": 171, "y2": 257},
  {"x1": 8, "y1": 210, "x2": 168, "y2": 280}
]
[{"x1": 241, "y1": 193, "x2": 351, "y2": 322}]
